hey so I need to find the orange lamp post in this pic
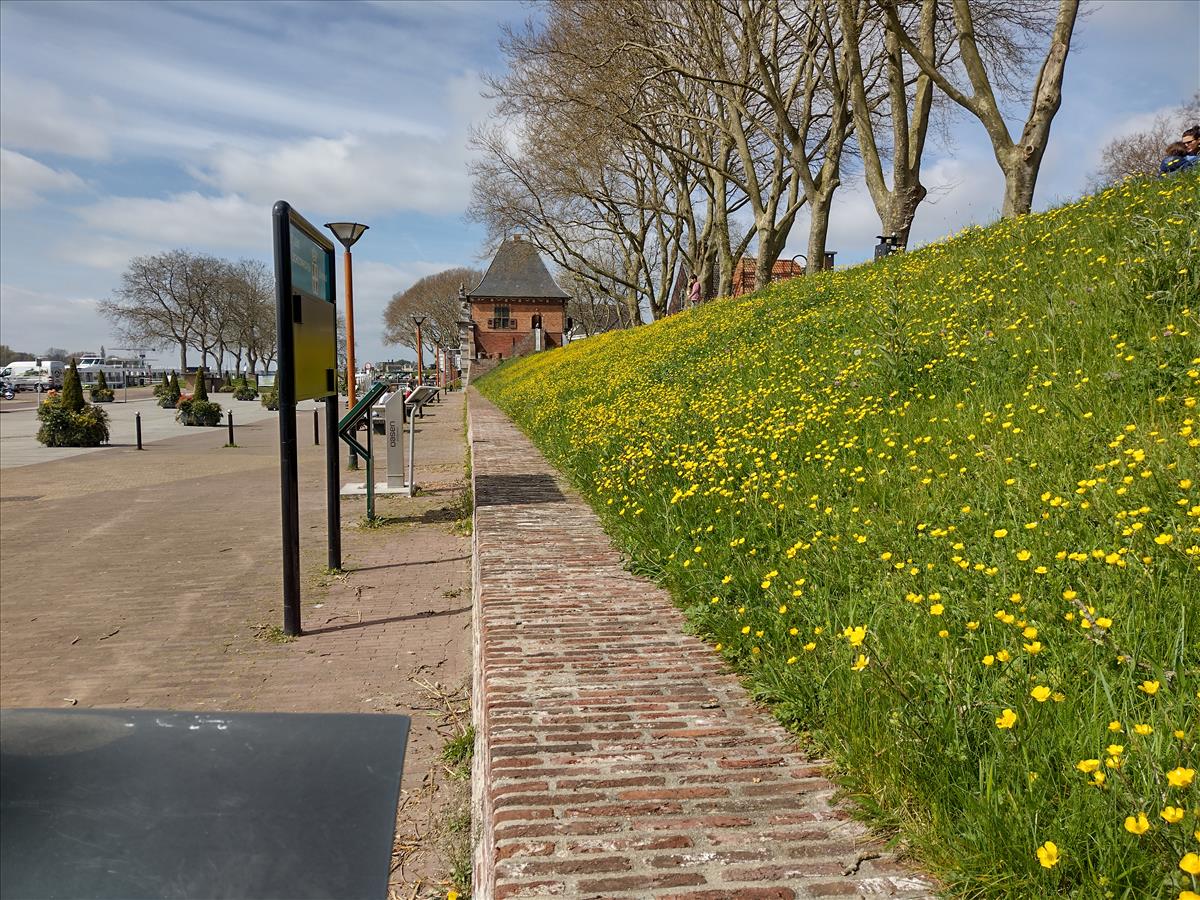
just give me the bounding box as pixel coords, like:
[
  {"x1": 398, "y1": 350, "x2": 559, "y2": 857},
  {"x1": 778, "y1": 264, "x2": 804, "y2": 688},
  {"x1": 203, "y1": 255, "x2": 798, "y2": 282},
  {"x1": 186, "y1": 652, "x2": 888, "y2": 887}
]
[
  {"x1": 412, "y1": 315, "x2": 425, "y2": 385},
  {"x1": 324, "y1": 222, "x2": 368, "y2": 468}
]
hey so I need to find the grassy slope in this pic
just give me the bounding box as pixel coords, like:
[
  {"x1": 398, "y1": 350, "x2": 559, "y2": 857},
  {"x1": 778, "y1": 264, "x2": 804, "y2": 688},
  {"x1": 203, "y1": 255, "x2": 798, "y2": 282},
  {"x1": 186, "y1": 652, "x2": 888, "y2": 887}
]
[{"x1": 478, "y1": 174, "x2": 1200, "y2": 897}]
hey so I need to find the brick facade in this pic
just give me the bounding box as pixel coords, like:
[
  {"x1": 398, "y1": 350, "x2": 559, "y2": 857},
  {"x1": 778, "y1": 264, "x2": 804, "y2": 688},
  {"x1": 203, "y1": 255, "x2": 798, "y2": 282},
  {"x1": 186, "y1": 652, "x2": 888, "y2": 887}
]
[
  {"x1": 472, "y1": 298, "x2": 566, "y2": 360},
  {"x1": 731, "y1": 258, "x2": 805, "y2": 298}
]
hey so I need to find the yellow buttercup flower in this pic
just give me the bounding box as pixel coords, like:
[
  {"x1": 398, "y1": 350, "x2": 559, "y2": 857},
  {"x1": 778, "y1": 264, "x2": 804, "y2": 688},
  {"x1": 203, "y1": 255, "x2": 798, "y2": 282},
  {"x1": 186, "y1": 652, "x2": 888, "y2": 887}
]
[
  {"x1": 1133, "y1": 723, "x2": 1152, "y2": 736},
  {"x1": 1166, "y1": 767, "x2": 1195, "y2": 788},
  {"x1": 1181, "y1": 853, "x2": 1200, "y2": 875},
  {"x1": 851, "y1": 654, "x2": 869, "y2": 671},
  {"x1": 843, "y1": 625, "x2": 866, "y2": 647},
  {"x1": 995, "y1": 708, "x2": 1017, "y2": 729},
  {"x1": 993, "y1": 529, "x2": 1008, "y2": 538},
  {"x1": 1139, "y1": 680, "x2": 1160, "y2": 695},
  {"x1": 1124, "y1": 812, "x2": 1150, "y2": 835},
  {"x1": 1108, "y1": 720, "x2": 1123, "y2": 732},
  {"x1": 1161, "y1": 806, "x2": 1184, "y2": 824},
  {"x1": 1035, "y1": 840, "x2": 1059, "y2": 869},
  {"x1": 1030, "y1": 685, "x2": 1051, "y2": 702},
  {"x1": 1076, "y1": 759, "x2": 1100, "y2": 773}
]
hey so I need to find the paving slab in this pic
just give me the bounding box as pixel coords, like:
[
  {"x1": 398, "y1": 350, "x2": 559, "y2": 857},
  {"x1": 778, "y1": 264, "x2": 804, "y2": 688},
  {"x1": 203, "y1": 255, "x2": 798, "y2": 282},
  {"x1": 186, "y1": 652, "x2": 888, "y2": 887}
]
[
  {"x1": 0, "y1": 391, "x2": 321, "y2": 469},
  {"x1": 468, "y1": 389, "x2": 936, "y2": 900},
  {"x1": 0, "y1": 391, "x2": 472, "y2": 898}
]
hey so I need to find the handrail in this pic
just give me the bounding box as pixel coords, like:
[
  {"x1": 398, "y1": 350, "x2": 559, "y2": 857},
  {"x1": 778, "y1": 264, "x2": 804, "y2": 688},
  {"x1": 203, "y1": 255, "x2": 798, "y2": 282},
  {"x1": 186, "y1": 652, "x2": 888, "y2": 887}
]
[{"x1": 338, "y1": 380, "x2": 388, "y2": 459}]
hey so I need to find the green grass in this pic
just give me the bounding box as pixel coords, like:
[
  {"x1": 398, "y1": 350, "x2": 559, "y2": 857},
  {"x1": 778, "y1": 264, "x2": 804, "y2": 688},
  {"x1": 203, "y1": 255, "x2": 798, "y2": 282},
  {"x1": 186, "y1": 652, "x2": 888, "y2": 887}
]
[{"x1": 478, "y1": 173, "x2": 1200, "y2": 898}]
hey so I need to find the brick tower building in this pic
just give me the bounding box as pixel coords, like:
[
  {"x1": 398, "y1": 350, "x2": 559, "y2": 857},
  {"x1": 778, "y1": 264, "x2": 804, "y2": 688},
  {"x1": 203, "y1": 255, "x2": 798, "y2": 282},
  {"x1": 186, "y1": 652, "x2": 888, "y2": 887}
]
[{"x1": 464, "y1": 235, "x2": 570, "y2": 364}]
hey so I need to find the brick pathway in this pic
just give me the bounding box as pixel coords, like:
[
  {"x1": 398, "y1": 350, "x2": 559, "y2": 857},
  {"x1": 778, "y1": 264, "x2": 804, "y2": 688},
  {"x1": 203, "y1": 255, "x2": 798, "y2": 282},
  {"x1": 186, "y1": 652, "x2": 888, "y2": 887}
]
[{"x1": 469, "y1": 391, "x2": 936, "y2": 900}]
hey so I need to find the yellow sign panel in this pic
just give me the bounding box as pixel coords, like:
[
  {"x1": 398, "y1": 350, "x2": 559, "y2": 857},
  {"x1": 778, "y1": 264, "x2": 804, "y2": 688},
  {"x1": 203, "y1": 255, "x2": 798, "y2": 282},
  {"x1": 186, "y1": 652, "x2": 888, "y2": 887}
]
[{"x1": 292, "y1": 292, "x2": 336, "y2": 401}]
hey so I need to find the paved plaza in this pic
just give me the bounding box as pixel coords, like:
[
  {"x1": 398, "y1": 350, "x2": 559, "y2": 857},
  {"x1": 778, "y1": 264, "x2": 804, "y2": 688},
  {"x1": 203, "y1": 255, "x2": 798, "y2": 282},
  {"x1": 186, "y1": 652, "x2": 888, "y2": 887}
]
[
  {"x1": 0, "y1": 387, "x2": 311, "y2": 469},
  {"x1": 0, "y1": 390, "x2": 472, "y2": 897}
]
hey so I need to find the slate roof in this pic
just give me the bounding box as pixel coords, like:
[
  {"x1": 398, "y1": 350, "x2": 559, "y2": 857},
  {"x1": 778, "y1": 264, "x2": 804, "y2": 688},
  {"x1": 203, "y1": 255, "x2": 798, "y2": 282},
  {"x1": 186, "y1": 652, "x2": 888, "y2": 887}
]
[{"x1": 468, "y1": 236, "x2": 570, "y2": 300}]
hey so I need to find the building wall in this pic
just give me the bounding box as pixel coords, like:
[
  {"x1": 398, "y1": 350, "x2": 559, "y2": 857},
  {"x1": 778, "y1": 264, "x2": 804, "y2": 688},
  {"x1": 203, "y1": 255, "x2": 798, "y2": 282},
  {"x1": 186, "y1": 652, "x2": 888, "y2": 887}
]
[
  {"x1": 471, "y1": 298, "x2": 566, "y2": 359},
  {"x1": 731, "y1": 258, "x2": 805, "y2": 298}
]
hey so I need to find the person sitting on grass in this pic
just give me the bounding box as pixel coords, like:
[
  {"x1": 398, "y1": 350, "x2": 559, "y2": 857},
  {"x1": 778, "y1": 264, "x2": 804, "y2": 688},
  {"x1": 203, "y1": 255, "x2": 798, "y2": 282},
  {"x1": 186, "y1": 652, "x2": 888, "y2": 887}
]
[{"x1": 1159, "y1": 140, "x2": 1197, "y2": 175}]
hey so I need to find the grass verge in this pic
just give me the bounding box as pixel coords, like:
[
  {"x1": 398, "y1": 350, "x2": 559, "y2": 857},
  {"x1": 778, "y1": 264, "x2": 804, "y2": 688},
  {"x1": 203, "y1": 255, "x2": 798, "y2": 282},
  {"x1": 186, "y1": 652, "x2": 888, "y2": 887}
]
[{"x1": 477, "y1": 173, "x2": 1199, "y2": 897}]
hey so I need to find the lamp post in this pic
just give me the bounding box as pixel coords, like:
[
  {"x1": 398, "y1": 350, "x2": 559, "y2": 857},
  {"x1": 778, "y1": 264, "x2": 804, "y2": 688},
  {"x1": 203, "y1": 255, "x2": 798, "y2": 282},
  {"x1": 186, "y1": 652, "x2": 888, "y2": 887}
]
[
  {"x1": 412, "y1": 315, "x2": 425, "y2": 385},
  {"x1": 324, "y1": 222, "x2": 368, "y2": 468}
]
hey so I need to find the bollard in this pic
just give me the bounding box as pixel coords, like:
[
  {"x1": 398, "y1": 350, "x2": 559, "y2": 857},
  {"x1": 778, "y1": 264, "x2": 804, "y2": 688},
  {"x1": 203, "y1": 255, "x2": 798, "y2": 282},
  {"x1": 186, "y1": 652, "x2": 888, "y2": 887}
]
[
  {"x1": 227, "y1": 410, "x2": 234, "y2": 446},
  {"x1": 136, "y1": 412, "x2": 143, "y2": 450},
  {"x1": 314, "y1": 408, "x2": 320, "y2": 445}
]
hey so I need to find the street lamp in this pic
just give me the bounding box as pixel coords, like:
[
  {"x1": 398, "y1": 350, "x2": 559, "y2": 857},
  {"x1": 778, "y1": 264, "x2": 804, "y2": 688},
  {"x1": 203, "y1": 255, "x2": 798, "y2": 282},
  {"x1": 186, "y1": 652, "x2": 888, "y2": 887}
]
[
  {"x1": 324, "y1": 222, "x2": 368, "y2": 468},
  {"x1": 412, "y1": 315, "x2": 425, "y2": 384}
]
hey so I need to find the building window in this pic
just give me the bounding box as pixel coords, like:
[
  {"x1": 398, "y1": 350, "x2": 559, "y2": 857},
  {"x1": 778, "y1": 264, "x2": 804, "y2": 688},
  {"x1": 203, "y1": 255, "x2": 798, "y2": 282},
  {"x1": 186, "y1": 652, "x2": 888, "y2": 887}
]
[{"x1": 492, "y1": 305, "x2": 512, "y2": 329}]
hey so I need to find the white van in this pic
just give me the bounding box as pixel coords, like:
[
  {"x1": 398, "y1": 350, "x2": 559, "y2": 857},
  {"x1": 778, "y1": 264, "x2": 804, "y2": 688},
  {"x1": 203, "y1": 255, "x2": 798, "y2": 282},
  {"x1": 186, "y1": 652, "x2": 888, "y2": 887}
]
[{"x1": 0, "y1": 360, "x2": 64, "y2": 392}]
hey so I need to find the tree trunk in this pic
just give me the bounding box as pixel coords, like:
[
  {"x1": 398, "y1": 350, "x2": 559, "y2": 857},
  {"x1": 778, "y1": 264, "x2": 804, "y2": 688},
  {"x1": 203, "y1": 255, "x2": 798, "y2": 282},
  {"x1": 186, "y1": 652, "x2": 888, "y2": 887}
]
[
  {"x1": 806, "y1": 193, "x2": 834, "y2": 272},
  {"x1": 178, "y1": 342, "x2": 188, "y2": 372},
  {"x1": 884, "y1": 181, "x2": 928, "y2": 250},
  {"x1": 1000, "y1": 155, "x2": 1039, "y2": 218}
]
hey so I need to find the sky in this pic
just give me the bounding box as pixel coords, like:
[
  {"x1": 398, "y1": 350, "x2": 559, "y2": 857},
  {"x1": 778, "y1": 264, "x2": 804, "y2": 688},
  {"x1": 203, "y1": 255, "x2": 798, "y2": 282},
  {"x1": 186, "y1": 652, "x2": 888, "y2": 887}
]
[{"x1": 1, "y1": 0, "x2": 1197, "y2": 368}]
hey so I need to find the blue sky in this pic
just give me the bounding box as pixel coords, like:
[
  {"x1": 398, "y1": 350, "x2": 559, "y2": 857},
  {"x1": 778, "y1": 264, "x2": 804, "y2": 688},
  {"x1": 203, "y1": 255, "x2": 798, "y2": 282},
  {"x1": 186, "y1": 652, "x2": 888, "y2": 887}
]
[{"x1": 1, "y1": 0, "x2": 1197, "y2": 367}]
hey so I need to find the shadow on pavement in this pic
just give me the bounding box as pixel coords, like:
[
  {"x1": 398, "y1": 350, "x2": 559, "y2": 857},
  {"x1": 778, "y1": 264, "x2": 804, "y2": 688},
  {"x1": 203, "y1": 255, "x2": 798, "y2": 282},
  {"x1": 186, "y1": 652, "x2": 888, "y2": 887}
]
[
  {"x1": 304, "y1": 605, "x2": 472, "y2": 635},
  {"x1": 474, "y1": 473, "x2": 566, "y2": 506}
]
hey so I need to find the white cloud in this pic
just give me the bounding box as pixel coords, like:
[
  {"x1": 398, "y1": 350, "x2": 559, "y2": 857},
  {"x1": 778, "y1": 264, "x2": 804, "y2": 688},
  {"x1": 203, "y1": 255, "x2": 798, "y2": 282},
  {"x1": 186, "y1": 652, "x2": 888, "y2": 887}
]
[
  {"x1": 195, "y1": 134, "x2": 465, "y2": 216},
  {"x1": 345, "y1": 258, "x2": 461, "y2": 356},
  {"x1": 0, "y1": 283, "x2": 105, "y2": 354},
  {"x1": 0, "y1": 74, "x2": 112, "y2": 159},
  {"x1": 0, "y1": 148, "x2": 85, "y2": 208},
  {"x1": 73, "y1": 192, "x2": 265, "y2": 255},
  {"x1": 193, "y1": 70, "x2": 495, "y2": 218}
]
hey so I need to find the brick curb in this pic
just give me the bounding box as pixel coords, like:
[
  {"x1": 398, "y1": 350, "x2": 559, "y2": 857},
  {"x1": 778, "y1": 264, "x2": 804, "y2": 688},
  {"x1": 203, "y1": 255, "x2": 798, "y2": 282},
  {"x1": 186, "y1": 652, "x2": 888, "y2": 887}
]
[{"x1": 468, "y1": 390, "x2": 936, "y2": 899}]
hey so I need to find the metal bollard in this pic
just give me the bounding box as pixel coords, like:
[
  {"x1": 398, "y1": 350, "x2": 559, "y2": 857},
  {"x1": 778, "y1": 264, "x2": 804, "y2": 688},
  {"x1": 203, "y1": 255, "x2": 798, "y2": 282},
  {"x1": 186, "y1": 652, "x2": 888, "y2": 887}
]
[
  {"x1": 136, "y1": 412, "x2": 143, "y2": 450},
  {"x1": 227, "y1": 411, "x2": 234, "y2": 446},
  {"x1": 314, "y1": 408, "x2": 320, "y2": 445}
]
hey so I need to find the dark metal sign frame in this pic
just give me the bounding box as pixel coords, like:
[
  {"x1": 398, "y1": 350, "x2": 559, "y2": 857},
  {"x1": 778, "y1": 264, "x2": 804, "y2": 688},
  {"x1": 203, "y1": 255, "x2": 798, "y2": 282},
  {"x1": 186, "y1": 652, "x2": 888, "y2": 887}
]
[{"x1": 273, "y1": 201, "x2": 342, "y2": 636}]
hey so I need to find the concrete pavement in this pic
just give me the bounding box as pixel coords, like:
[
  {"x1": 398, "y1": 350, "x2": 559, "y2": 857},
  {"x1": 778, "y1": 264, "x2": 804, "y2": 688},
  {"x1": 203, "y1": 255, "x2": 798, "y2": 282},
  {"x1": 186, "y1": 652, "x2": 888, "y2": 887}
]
[{"x1": 0, "y1": 393, "x2": 324, "y2": 469}]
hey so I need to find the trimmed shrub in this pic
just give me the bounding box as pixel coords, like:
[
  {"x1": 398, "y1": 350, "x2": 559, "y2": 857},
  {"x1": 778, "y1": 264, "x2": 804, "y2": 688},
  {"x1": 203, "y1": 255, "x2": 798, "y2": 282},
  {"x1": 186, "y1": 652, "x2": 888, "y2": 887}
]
[
  {"x1": 177, "y1": 398, "x2": 222, "y2": 426},
  {"x1": 160, "y1": 372, "x2": 181, "y2": 409},
  {"x1": 90, "y1": 369, "x2": 114, "y2": 402},
  {"x1": 36, "y1": 394, "x2": 109, "y2": 446},
  {"x1": 153, "y1": 371, "x2": 170, "y2": 398},
  {"x1": 260, "y1": 387, "x2": 279, "y2": 410},
  {"x1": 233, "y1": 375, "x2": 258, "y2": 401},
  {"x1": 193, "y1": 367, "x2": 209, "y2": 401},
  {"x1": 61, "y1": 360, "x2": 85, "y2": 413}
]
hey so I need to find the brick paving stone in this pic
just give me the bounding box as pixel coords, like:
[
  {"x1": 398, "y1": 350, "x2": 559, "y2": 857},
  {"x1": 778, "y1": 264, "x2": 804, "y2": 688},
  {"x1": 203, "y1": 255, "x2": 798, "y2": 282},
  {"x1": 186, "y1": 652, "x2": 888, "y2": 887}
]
[{"x1": 469, "y1": 390, "x2": 936, "y2": 899}]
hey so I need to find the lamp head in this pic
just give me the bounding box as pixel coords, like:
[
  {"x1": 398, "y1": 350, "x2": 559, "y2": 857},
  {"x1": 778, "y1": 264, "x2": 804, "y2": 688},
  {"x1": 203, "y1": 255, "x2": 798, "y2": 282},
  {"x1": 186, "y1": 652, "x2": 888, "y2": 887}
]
[{"x1": 324, "y1": 222, "x2": 369, "y2": 249}]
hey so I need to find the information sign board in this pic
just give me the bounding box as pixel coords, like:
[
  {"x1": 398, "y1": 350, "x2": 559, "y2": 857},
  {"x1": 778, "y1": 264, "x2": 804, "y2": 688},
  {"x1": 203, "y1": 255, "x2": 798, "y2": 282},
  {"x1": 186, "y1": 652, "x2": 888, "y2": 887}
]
[{"x1": 277, "y1": 209, "x2": 336, "y2": 402}]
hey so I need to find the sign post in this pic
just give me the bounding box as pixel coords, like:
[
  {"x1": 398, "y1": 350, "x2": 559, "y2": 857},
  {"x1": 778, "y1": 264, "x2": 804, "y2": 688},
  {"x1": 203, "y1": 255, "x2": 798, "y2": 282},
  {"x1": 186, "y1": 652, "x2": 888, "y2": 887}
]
[{"x1": 272, "y1": 201, "x2": 338, "y2": 636}]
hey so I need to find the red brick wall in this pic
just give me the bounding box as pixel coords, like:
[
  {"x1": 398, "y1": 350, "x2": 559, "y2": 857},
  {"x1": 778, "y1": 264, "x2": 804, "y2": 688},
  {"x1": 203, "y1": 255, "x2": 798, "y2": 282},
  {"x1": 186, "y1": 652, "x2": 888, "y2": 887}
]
[
  {"x1": 472, "y1": 298, "x2": 566, "y2": 359},
  {"x1": 731, "y1": 258, "x2": 805, "y2": 298}
]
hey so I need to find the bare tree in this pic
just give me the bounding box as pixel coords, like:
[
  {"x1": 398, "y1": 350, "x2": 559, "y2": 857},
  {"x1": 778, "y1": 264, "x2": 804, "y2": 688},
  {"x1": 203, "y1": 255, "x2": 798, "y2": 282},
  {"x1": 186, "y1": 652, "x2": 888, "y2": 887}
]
[
  {"x1": 882, "y1": 0, "x2": 1081, "y2": 217},
  {"x1": 383, "y1": 267, "x2": 484, "y2": 359},
  {"x1": 222, "y1": 259, "x2": 275, "y2": 374},
  {"x1": 840, "y1": 0, "x2": 950, "y2": 249},
  {"x1": 101, "y1": 250, "x2": 206, "y2": 371},
  {"x1": 1086, "y1": 94, "x2": 1200, "y2": 191}
]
